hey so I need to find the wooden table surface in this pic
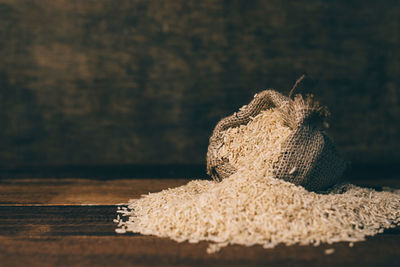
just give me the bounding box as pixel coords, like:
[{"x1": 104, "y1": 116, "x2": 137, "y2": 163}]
[{"x1": 0, "y1": 177, "x2": 399, "y2": 267}]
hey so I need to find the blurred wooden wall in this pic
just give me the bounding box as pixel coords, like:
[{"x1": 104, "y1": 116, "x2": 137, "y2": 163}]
[{"x1": 0, "y1": 0, "x2": 399, "y2": 168}]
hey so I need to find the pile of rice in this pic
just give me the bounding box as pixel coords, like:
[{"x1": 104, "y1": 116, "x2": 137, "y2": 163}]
[{"x1": 115, "y1": 108, "x2": 400, "y2": 253}]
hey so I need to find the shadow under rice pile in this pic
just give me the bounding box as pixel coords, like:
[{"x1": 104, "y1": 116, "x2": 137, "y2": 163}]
[{"x1": 115, "y1": 103, "x2": 400, "y2": 254}]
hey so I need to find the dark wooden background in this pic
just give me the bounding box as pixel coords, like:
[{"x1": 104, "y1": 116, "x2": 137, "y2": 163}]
[
  {"x1": 1, "y1": 2, "x2": 399, "y2": 265},
  {"x1": 0, "y1": 0, "x2": 399, "y2": 171}
]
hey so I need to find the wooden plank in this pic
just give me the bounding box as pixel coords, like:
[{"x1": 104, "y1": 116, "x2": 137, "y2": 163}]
[
  {"x1": 0, "y1": 178, "x2": 189, "y2": 205},
  {"x1": 0, "y1": 177, "x2": 399, "y2": 205},
  {"x1": 0, "y1": 235, "x2": 399, "y2": 267},
  {"x1": 0, "y1": 205, "x2": 399, "y2": 267},
  {"x1": 0, "y1": 206, "x2": 117, "y2": 236},
  {"x1": 0, "y1": 178, "x2": 399, "y2": 266}
]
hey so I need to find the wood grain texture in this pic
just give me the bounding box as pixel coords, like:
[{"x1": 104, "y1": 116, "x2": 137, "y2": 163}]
[
  {"x1": 1, "y1": 177, "x2": 399, "y2": 205},
  {"x1": 0, "y1": 0, "x2": 399, "y2": 168},
  {"x1": 0, "y1": 178, "x2": 189, "y2": 205},
  {"x1": 1, "y1": 234, "x2": 398, "y2": 267},
  {"x1": 0, "y1": 178, "x2": 399, "y2": 266}
]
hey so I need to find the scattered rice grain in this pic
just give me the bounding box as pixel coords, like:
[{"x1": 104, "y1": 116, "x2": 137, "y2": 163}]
[
  {"x1": 115, "y1": 108, "x2": 400, "y2": 253},
  {"x1": 324, "y1": 248, "x2": 335, "y2": 255}
]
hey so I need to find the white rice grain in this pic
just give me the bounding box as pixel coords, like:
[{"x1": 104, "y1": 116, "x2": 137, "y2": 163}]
[{"x1": 115, "y1": 108, "x2": 400, "y2": 253}]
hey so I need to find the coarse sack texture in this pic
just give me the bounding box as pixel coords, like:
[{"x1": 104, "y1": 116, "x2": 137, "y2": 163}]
[{"x1": 207, "y1": 89, "x2": 347, "y2": 191}]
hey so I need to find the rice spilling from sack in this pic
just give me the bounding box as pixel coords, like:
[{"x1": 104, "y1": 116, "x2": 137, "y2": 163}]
[{"x1": 116, "y1": 108, "x2": 400, "y2": 253}]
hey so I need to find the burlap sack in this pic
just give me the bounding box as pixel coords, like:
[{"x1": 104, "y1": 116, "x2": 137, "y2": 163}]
[{"x1": 206, "y1": 89, "x2": 347, "y2": 191}]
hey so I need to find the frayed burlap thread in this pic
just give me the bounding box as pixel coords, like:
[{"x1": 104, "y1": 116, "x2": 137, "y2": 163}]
[{"x1": 206, "y1": 90, "x2": 346, "y2": 191}]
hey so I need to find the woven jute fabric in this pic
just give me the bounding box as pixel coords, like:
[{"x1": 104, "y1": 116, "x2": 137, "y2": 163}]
[{"x1": 206, "y1": 89, "x2": 347, "y2": 191}]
